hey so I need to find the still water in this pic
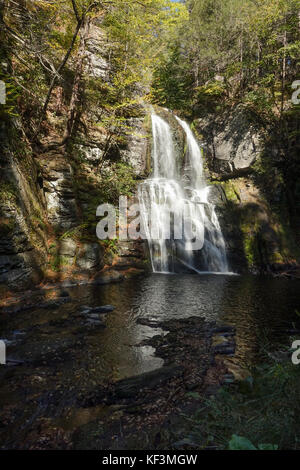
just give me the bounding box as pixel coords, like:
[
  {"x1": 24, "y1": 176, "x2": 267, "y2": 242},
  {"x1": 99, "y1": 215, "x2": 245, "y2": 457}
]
[
  {"x1": 1, "y1": 273, "x2": 299, "y2": 382},
  {"x1": 1, "y1": 273, "x2": 299, "y2": 447}
]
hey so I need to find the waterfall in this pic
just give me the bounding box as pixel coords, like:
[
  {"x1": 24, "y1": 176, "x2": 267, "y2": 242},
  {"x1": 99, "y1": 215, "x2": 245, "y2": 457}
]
[{"x1": 138, "y1": 112, "x2": 229, "y2": 274}]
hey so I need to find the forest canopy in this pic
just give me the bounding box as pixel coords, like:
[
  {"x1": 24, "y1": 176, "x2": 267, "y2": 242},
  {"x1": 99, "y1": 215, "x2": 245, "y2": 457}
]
[{"x1": 0, "y1": 0, "x2": 299, "y2": 169}]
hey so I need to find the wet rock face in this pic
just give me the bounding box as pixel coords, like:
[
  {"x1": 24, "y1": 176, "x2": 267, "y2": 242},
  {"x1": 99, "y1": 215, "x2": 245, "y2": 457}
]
[
  {"x1": 57, "y1": 239, "x2": 105, "y2": 271},
  {"x1": 85, "y1": 26, "x2": 110, "y2": 81},
  {"x1": 119, "y1": 117, "x2": 149, "y2": 176},
  {"x1": 0, "y1": 252, "x2": 42, "y2": 287},
  {"x1": 0, "y1": 123, "x2": 47, "y2": 291},
  {"x1": 76, "y1": 243, "x2": 104, "y2": 270},
  {"x1": 75, "y1": 114, "x2": 149, "y2": 176},
  {"x1": 197, "y1": 105, "x2": 263, "y2": 174},
  {"x1": 0, "y1": 21, "x2": 151, "y2": 292},
  {"x1": 113, "y1": 240, "x2": 148, "y2": 271},
  {"x1": 40, "y1": 154, "x2": 78, "y2": 230},
  {"x1": 208, "y1": 177, "x2": 298, "y2": 274},
  {"x1": 191, "y1": 104, "x2": 299, "y2": 275},
  {"x1": 58, "y1": 238, "x2": 77, "y2": 258}
]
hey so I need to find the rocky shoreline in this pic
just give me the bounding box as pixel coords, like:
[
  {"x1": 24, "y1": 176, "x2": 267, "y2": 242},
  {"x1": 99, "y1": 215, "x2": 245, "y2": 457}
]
[
  {"x1": 0, "y1": 267, "x2": 145, "y2": 310},
  {"x1": 72, "y1": 317, "x2": 235, "y2": 450},
  {"x1": 0, "y1": 299, "x2": 234, "y2": 449}
]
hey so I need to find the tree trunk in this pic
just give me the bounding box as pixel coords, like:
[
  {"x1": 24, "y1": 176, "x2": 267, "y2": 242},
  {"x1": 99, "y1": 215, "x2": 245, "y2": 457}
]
[
  {"x1": 34, "y1": 17, "x2": 82, "y2": 139},
  {"x1": 281, "y1": 29, "x2": 287, "y2": 117},
  {"x1": 64, "y1": 17, "x2": 91, "y2": 141}
]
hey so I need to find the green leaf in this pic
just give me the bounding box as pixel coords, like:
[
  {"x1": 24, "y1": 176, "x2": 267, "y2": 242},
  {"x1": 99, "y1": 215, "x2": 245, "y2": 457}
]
[
  {"x1": 228, "y1": 435, "x2": 257, "y2": 450},
  {"x1": 257, "y1": 444, "x2": 278, "y2": 451},
  {"x1": 185, "y1": 392, "x2": 201, "y2": 399}
]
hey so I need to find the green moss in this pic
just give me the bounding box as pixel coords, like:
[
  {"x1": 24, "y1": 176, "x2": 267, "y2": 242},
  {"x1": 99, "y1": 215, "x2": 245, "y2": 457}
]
[
  {"x1": 50, "y1": 255, "x2": 73, "y2": 272},
  {"x1": 243, "y1": 236, "x2": 255, "y2": 266},
  {"x1": 239, "y1": 204, "x2": 299, "y2": 269},
  {"x1": 0, "y1": 217, "x2": 16, "y2": 236},
  {"x1": 31, "y1": 214, "x2": 46, "y2": 231},
  {"x1": 49, "y1": 242, "x2": 57, "y2": 254},
  {"x1": 0, "y1": 76, "x2": 20, "y2": 121},
  {"x1": 273, "y1": 216, "x2": 300, "y2": 262},
  {"x1": 222, "y1": 181, "x2": 240, "y2": 203},
  {"x1": 59, "y1": 224, "x2": 89, "y2": 242},
  {"x1": 0, "y1": 182, "x2": 18, "y2": 206},
  {"x1": 101, "y1": 238, "x2": 119, "y2": 255}
]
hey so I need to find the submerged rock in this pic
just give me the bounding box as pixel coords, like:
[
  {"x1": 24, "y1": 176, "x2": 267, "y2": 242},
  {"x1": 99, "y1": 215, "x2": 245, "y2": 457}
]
[
  {"x1": 79, "y1": 305, "x2": 115, "y2": 315},
  {"x1": 94, "y1": 270, "x2": 125, "y2": 285},
  {"x1": 59, "y1": 290, "x2": 70, "y2": 298},
  {"x1": 90, "y1": 305, "x2": 114, "y2": 313},
  {"x1": 85, "y1": 318, "x2": 106, "y2": 328},
  {"x1": 113, "y1": 365, "x2": 183, "y2": 399},
  {"x1": 86, "y1": 313, "x2": 104, "y2": 320},
  {"x1": 212, "y1": 326, "x2": 236, "y2": 335},
  {"x1": 213, "y1": 343, "x2": 235, "y2": 355},
  {"x1": 1, "y1": 296, "x2": 71, "y2": 314}
]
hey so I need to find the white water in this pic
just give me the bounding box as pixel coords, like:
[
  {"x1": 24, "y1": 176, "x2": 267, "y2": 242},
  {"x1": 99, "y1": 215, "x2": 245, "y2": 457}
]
[{"x1": 138, "y1": 112, "x2": 229, "y2": 274}]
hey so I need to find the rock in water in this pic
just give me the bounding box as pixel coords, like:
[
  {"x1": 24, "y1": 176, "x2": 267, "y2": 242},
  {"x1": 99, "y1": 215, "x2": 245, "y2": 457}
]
[
  {"x1": 113, "y1": 365, "x2": 183, "y2": 399},
  {"x1": 79, "y1": 305, "x2": 115, "y2": 315},
  {"x1": 90, "y1": 305, "x2": 115, "y2": 313}
]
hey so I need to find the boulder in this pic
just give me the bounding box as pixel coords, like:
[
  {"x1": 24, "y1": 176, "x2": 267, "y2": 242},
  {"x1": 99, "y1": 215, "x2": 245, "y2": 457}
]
[
  {"x1": 76, "y1": 243, "x2": 104, "y2": 270},
  {"x1": 79, "y1": 305, "x2": 115, "y2": 315},
  {"x1": 58, "y1": 238, "x2": 77, "y2": 258},
  {"x1": 113, "y1": 365, "x2": 183, "y2": 399},
  {"x1": 197, "y1": 105, "x2": 263, "y2": 174}
]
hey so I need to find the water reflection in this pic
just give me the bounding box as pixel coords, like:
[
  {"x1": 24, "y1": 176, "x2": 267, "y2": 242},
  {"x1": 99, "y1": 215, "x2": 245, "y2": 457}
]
[{"x1": 1, "y1": 274, "x2": 299, "y2": 384}]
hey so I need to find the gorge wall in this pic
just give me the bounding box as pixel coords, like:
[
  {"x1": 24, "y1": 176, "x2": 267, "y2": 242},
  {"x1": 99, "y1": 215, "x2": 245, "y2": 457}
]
[
  {"x1": 194, "y1": 106, "x2": 300, "y2": 275},
  {"x1": 0, "y1": 113, "x2": 150, "y2": 294},
  {"x1": 0, "y1": 20, "x2": 151, "y2": 294}
]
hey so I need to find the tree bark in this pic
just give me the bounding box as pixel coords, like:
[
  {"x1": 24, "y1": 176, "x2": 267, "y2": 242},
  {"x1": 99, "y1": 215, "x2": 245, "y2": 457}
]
[
  {"x1": 64, "y1": 17, "x2": 91, "y2": 141},
  {"x1": 34, "y1": 17, "x2": 83, "y2": 139},
  {"x1": 280, "y1": 29, "x2": 287, "y2": 117}
]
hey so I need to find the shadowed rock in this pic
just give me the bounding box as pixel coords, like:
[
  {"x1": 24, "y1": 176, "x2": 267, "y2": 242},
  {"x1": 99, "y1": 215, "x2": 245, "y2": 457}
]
[{"x1": 113, "y1": 365, "x2": 183, "y2": 399}]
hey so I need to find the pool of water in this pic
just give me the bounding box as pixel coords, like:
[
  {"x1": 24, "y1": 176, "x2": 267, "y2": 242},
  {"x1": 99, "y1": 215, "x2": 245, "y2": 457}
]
[
  {"x1": 0, "y1": 273, "x2": 299, "y2": 447},
  {"x1": 1, "y1": 273, "x2": 300, "y2": 381}
]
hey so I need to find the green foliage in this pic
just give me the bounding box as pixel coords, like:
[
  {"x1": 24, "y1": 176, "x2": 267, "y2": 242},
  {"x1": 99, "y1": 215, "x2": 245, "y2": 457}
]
[
  {"x1": 185, "y1": 392, "x2": 201, "y2": 399},
  {"x1": 228, "y1": 435, "x2": 278, "y2": 450},
  {"x1": 0, "y1": 75, "x2": 20, "y2": 119},
  {"x1": 150, "y1": 42, "x2": 193, "y2": 110},
  {"x1": 0, "y1": 182, "x2": 18, "y2": 206},
  {"x1": 50, "y1": 254, "x2": 72, "y2": 272},
  {"x1": 100, "y1": 162, "x2": 137, "y2": 204},
  {"x1": 228, "y1": 435, "x2": 257, "y2": 450},
  {"x1": 59, "y1": 224, "x2": 89, "y2": 241},
  {"x1": 101, "y1": 238, "x2": 119, "y2": 255},
  {"x1": 177, "y1": 358, "x2": 300, "y2": 450},
  {"x1": 152, "y1": 0, "x2": 300, "y2": 119}
]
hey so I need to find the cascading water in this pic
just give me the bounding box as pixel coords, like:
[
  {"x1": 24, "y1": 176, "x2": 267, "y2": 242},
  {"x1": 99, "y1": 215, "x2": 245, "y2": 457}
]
[{"x1": 138, "y1": 112, "x2": 229, "y2": 274}]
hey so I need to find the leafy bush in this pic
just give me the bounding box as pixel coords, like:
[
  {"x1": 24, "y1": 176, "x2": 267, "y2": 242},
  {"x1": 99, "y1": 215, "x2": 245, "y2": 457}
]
[{"x1": 178, "y1": 359, "x2": 300, "y2": 450}]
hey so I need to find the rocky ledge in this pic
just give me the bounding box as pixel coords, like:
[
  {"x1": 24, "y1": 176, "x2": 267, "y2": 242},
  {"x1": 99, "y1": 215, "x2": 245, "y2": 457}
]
[{"x1": 73, "y1": 317, "x2": 234, "y2": 450}]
